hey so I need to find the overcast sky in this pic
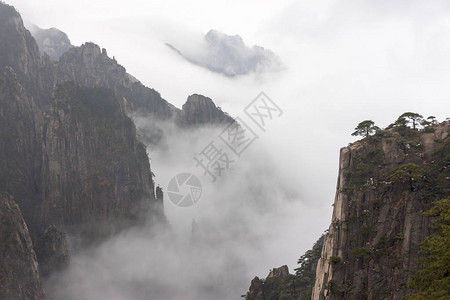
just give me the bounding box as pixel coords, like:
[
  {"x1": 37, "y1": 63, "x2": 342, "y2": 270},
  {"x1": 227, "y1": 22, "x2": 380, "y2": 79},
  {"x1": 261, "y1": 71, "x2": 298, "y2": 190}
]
[
  {"x1": 6, "y1": 0, "x2": 450, "y2": 297},
  {"x1": 10, "y1": 0, "x2": 450, "y2": 116}
]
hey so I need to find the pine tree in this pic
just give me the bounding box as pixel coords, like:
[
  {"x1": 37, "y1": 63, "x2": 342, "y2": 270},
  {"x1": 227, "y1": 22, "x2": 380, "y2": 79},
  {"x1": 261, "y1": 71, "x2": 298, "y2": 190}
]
[
  {"x1": 351, "y1": 120, "x2": 380, "y2": 138},
  {"x1": 396, "y1": 112, "x2": 423, "y2": 130}
]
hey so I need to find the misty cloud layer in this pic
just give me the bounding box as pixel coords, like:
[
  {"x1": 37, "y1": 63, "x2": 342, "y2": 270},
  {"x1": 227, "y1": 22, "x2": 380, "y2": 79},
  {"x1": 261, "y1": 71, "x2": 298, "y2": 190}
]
[
  {"x1": 166, "y1": 29, "x2": 283, "y2": 77},
  {"x1": 44, "y1": 118, "x2": 324, "y2": 300}
]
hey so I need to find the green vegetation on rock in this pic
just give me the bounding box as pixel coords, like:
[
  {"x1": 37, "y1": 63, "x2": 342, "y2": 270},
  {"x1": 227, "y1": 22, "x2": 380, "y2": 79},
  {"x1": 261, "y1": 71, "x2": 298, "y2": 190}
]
[
  {"x1": 388, "y1": 163, "x2": 424, "y2": 185},
  {"x1": 247, "y1": 234, "x2": 326, "y2": 300},
  {"x1": 406, "y1": 197, "x2": 450, "y2": 300}
]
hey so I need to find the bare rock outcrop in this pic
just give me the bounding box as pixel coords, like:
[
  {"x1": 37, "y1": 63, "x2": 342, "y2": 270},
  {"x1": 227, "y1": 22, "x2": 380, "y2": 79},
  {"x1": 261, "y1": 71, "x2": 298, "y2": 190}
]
[{"x1": 176, "y1": 93, "x2": 234, "y2": 126}]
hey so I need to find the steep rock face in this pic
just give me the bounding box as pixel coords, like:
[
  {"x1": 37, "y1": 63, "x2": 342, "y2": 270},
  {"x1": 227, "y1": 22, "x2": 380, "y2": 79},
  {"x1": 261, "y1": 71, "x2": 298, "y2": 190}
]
[
  {"x1": 176, "y1": 94, "x2": 234, "y2": 126},
  {"x1": 0, "y1": 2, "x2": 163, "y2": 238},
  {"x1": 40, "y1": 83, "x2": 158, "y2": 239},
  {"x1": 56, "y1": 42, "x2": 176, "y2": 117},
  {"x1": 0, "y1": 2, "x2": 54, "y2": 108},
  {"x1": 28, "y1": 25, "x2": 72, "y2": 61},
  {"x1": 312, "y1": 123, "x2": 450, "y2": 300},
  {"x1": 0, "y1": 193, "x2": 46, "y2": 300},
  {"x1": 0, "y1": 7, "x2": 51, "y2": 239},
  {"x1": 0, "y1": 4, "x2": 165, "y2": 235},
  {"x1": 0, "y1": 66, "x2": 43, "y2": 237}
]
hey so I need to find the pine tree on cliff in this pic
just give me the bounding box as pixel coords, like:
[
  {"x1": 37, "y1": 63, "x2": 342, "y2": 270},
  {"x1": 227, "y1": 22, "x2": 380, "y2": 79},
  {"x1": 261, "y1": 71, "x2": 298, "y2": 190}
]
[
  {"x1": 396, "y1": 112, "x2": 423, "y2": 130},
  {"x1": 420, "y1": 116, "x2": 438, "y2": 127},
  {"x1": 426, "y1": 116, "x2": 438, "y2": 125},
  {"x1": 351, "y1": 120, "x2": 379, "y2": 138}
]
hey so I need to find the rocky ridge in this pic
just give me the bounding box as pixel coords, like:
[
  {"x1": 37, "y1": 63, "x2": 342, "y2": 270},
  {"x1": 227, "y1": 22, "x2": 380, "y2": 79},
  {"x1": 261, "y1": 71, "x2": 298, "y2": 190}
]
[{"x1": 55, "y1": 42, "x2": 176, "y2": 118}]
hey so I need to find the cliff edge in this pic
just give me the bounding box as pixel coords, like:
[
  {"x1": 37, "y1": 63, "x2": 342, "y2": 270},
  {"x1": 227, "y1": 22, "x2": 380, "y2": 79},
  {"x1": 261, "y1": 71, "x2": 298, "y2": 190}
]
[{"x1": 312, "y1": 122, "x2": 449, "y2": 300}]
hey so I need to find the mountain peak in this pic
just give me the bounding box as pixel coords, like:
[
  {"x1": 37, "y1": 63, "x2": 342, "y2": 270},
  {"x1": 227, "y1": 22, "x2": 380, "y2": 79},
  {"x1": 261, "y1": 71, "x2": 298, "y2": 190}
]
[
  {"x1": 177, "y1": 94, "x2": 234, "y2": 126},
  {"x1": 0, "y1": 1, "x2": 20, "y2": 20},
  {"x1": 167, "y1": 29, "x2": 283, "y2": 77},
  {"x1": 28, "y1": 24, "x2": 72, "y2": 61},
  {"x1": 185, "y1": 93, "x2": 215, "y2": 105}
]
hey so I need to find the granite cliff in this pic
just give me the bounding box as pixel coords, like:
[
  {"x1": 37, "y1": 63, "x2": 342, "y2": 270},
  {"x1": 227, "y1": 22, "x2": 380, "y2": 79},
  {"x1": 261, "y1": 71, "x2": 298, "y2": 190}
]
[
  {"x1": 40, "y1": 83, "x2": 160, "y2": 239},
  {"x1": 0, "y1": 2, "x2": 161, "y2": 297},
  {"x1": 312, "y1": 122, "x2": 449, "y2": 300},
  {"x1": 0, "y1": 1, "x2": 162, "y2": 235}
]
